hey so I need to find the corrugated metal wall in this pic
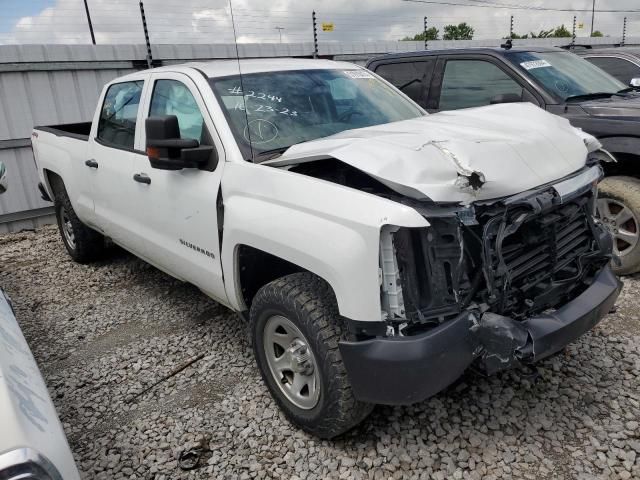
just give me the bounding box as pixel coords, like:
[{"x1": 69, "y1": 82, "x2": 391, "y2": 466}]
[
  {"x1": 0, "y1": 44, "x2": 149, "y2": 233},
  {"x1": 0, "y1": 37, "x2": 637, "y2": 233}
]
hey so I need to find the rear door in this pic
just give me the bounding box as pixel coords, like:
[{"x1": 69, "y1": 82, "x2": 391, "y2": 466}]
[
  {"x1": 88, "y1": 78, "x2": 146, "y2": 246},
  {"x1": 370, "y1": 58, "x2": 436, "y2": 109},
  {"x1": 129, "y1": 72, "x2": 228, "y2": 303}
]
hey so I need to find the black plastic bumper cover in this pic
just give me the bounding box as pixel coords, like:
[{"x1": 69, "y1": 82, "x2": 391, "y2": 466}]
[{"x1": 339, "y1": 266, "x2": 621, "y2": 405}]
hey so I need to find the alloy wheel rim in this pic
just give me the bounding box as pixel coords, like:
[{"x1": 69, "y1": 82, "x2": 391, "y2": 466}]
[
  {"x1": 263, "y1": 315, "x2": 320, "y2": 410},
  {"x1": 60, "y1": 207, "x2": 76, "y2": 250},
  {"x1": 597, "y1": 198, "x2": 639, "y2": 257}
]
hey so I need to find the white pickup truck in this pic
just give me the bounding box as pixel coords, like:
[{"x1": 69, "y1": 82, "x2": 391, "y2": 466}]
[{"x1": 32, "y1": 58, "x2": 621, "y2": 438}]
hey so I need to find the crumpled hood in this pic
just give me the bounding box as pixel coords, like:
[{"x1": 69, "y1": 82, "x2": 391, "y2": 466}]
[{"x1": 266, "y1": 103, "x2": 596, "y2": 203}]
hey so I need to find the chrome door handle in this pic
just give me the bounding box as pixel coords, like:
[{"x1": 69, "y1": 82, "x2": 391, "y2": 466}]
[
  {"x1": 133, "y1": 173, "x2": 151, "y2": 185},
  {"x1": 85, "y1": 159, "x2": 98, "y2": 169}
]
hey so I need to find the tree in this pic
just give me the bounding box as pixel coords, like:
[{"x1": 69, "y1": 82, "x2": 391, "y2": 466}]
[
  {"x1": 402, "y1": 27, "x2": 439, "y2": 41},
  {"x1": 551, "y1": 24, "x2": 572, "y2": 37},
  {"x1": 510, "y1": 25, "x2": 572, "y2": 39},
  {"x1": 591, "y1": 30, "x2": 604, "y2": 37},
  {"x1": 443, "y1": 22, "x2": 474, "y2": 40}
]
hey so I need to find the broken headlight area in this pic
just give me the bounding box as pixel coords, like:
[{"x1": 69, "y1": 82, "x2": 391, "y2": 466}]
[{"x1": 379, "y1": 166, "x2": 613, "y2": 369}]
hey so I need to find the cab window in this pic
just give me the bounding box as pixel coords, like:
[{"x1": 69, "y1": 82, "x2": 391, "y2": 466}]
[
  {"x1": 439, "y1": 59, "x2": 523, "y2": 110},
  {"x1": 97, "y1": 81, "x2": 143, "y2": 149},
  {"x1": 149, "y1": 80, "x2": 205, "y2": 142}
]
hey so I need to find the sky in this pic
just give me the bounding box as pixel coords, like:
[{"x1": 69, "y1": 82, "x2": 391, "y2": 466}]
[{"x1": 0, "y1": 0, "x2": 639, "y2": 45}]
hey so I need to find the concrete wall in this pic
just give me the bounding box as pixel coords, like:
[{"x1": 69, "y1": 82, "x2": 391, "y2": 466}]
[{"x1": 0, "y1": 36, "x2": 637, "y2": 232}]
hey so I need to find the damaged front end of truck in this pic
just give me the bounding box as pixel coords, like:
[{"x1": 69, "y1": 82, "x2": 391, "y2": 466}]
[
  {"x1": 265, "y1": 104, "x2": 622, "y2": 405},
  {"x1": 388, "y1": 165, "x2": 613, "y2": 360},
  {"x1": 337, "y1": 164, "x2": 621, "y2": 404}
]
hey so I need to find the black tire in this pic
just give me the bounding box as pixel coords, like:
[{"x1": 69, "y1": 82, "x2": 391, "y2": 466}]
[
  {"x1": 597, "y1": 176, "x2": 640, "y2": 276},
  {"x1": 54, "y1": 188, "x2": 105, "y2": 263},
  {"x1": 250, "y1": 272, "x2": 374, "y2": 438}
]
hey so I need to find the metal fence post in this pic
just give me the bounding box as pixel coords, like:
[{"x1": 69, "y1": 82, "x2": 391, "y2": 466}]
[
  {"x1": 423, "y1": 16, "x2": 428, "y2": 50},
  {"x1": 509, "y1": 15, "x2": 514, "y2": 39},
  {"x1": 139, "y1": 1, "x2": 153, "y2": 69},
  {"x1": 83, "y1": 0, "x2": 96, "y2": 45},
  {"x1": 622, "y1": 17, "x2": 627, "y2": 46},
  {"x1": 571, "y1": 15, "x2": 576, "y2": 46},
  {"x1": 312, "y1": 11, "x2": 318, "y2": 58}
]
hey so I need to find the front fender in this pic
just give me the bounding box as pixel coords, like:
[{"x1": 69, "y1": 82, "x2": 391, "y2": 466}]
[
  {"x1": 221, "y1": 162, "x2": 428, "y2": 322},
  {"x1": 597, "y1": 136, "x2": 640, "y2": 157}
]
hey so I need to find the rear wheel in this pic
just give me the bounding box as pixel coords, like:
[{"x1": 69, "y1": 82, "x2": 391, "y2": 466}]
[
  {"x1": 597, "y1": 176, "x2": 640, "y2": 275},
  {"x1": 250, "y1": 272, "x2": 373, "y2": 438},
  {"x1": 54, "y1": 189, "x2": 105, "y2": 263}
]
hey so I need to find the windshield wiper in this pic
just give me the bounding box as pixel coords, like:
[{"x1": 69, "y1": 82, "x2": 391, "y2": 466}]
[
  {"x1": 252, "y1": 146, "x2": 291, "y2": 162},
  {"x1": 617, "y1": 86, "x2": 640, "y2": 94},
  {"x1": 565, "y1": 92, "x2": 617, "y2": 102}
]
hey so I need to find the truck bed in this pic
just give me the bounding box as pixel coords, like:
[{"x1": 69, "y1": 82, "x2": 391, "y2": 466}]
[
  {"x1": 34, "y1": 122, "x2": 92, "y2": 141},
  {"x1": 32, "y1": 122, "x2": 94, "y2": 206}
]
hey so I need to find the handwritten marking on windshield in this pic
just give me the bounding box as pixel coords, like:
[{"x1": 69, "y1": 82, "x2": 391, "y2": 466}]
[
  {"x1": 234, "y1": 102, "x2": 298, "y2": 116},
  {"x1": 227, "y1": 87, "x2": 283, "y2": 103},
  {"x1": 243, "y1": 119, "x2": 279, "y2": 144}
]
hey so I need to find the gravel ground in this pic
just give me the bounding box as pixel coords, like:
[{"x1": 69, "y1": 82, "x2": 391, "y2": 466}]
[{"x1": 1, "y1": 225, "x2": 640, "y2": 480}]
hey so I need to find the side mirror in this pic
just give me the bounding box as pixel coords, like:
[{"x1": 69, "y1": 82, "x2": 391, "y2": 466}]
[
  {"x1": 0, "y1": 161, "x2": 6, "y2": 194},
  {"x1": 145, "y1": 115, "x2": 214, "y2": 170},
  {"x1": 630, "y1": 78, "x2": 640, "y2": 88},
  {"x1": 489, "y1": 93, "x2": 523, "y2": 105}
]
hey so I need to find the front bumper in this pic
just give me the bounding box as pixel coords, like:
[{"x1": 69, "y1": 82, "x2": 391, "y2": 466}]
[{"x1": 339, "y1": 266, "x2": 622, "y2": 405}]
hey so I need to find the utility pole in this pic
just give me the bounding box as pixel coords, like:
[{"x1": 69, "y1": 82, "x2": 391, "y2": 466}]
[
  {"x1": 139, "y1": 1, "x2": 153, "y2": 69},
  {"x1": 423, "y1": 16, "x2": 428, "y2": 50},
  {"x1": 83, "y1": 0, "x2": 96, "y2": 45},
  {"x1": 622, "y1": 16, "x2": 627, "y2": 46},
  {"x1": 571, "y1": 15, "x2": 576, "y2": 46},
  {"x1": 509, "y1": 15, "x2": 514, "y2": 39},
  {"x1": 275, "y1": 26, "x2": 284, "y2": 43},
  {"x1": 312, "y1": 11, "x2": 318, "y2": 58},
  {"x1": 590, "y1": 0, "x2": 596, "y2": 36}
]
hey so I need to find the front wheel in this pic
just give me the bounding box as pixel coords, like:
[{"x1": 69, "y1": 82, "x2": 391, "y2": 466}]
[
  {"x1": 250, "y1": 273, "x2": 373, "y2": 438},
  {"x1": 597, "y1": 176, "x2": 640, "y2": 275}
]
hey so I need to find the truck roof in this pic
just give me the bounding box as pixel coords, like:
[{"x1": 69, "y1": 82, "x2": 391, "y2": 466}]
[
  {"x1": 367, "y1": 46, "x2": 565, "y2": 65},
  {"x1": 117, "y1": 58, "x2": 362, "y2": 81}
]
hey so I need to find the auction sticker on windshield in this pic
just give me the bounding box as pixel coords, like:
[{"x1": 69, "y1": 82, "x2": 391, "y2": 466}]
[
  {"x1": 520, "y1": 60, "x2": 552, "y2": 70},
  {"x1": 343, "y1": 70, "x2": 374, "y2": 79}
]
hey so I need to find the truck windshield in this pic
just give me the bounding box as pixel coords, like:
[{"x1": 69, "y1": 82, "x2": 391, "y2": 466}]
[
  {"x1": 210, "y1": 69, "x2": 424, "y2": 161},
  {"x1": 507, "y1": 51, "x2": 626, "y2": 101}
]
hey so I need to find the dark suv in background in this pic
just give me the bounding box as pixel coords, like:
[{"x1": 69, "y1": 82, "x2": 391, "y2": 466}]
[
  {"x1": 368, "y1": 46, "x2": 640, "y2": 275},
  {"x1": 574, "y1": 47, "x2": 640, "y2": 86}
]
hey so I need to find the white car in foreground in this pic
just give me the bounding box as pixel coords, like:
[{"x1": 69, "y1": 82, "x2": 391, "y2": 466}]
[
  {"x1": 0, "y1": 162, "x2": 80, "y2": 479},
  {"x1": 32, "y1": 59, "x2": 620, "y2": 438}
]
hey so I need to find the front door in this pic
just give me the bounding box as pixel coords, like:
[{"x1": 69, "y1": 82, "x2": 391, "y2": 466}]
[
  {"x1": 129, "y1": 72, "x2": 227, "y2": 303},
  {"x1": 432, "y1": 57, "x2": 527, "y2": 111}
]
